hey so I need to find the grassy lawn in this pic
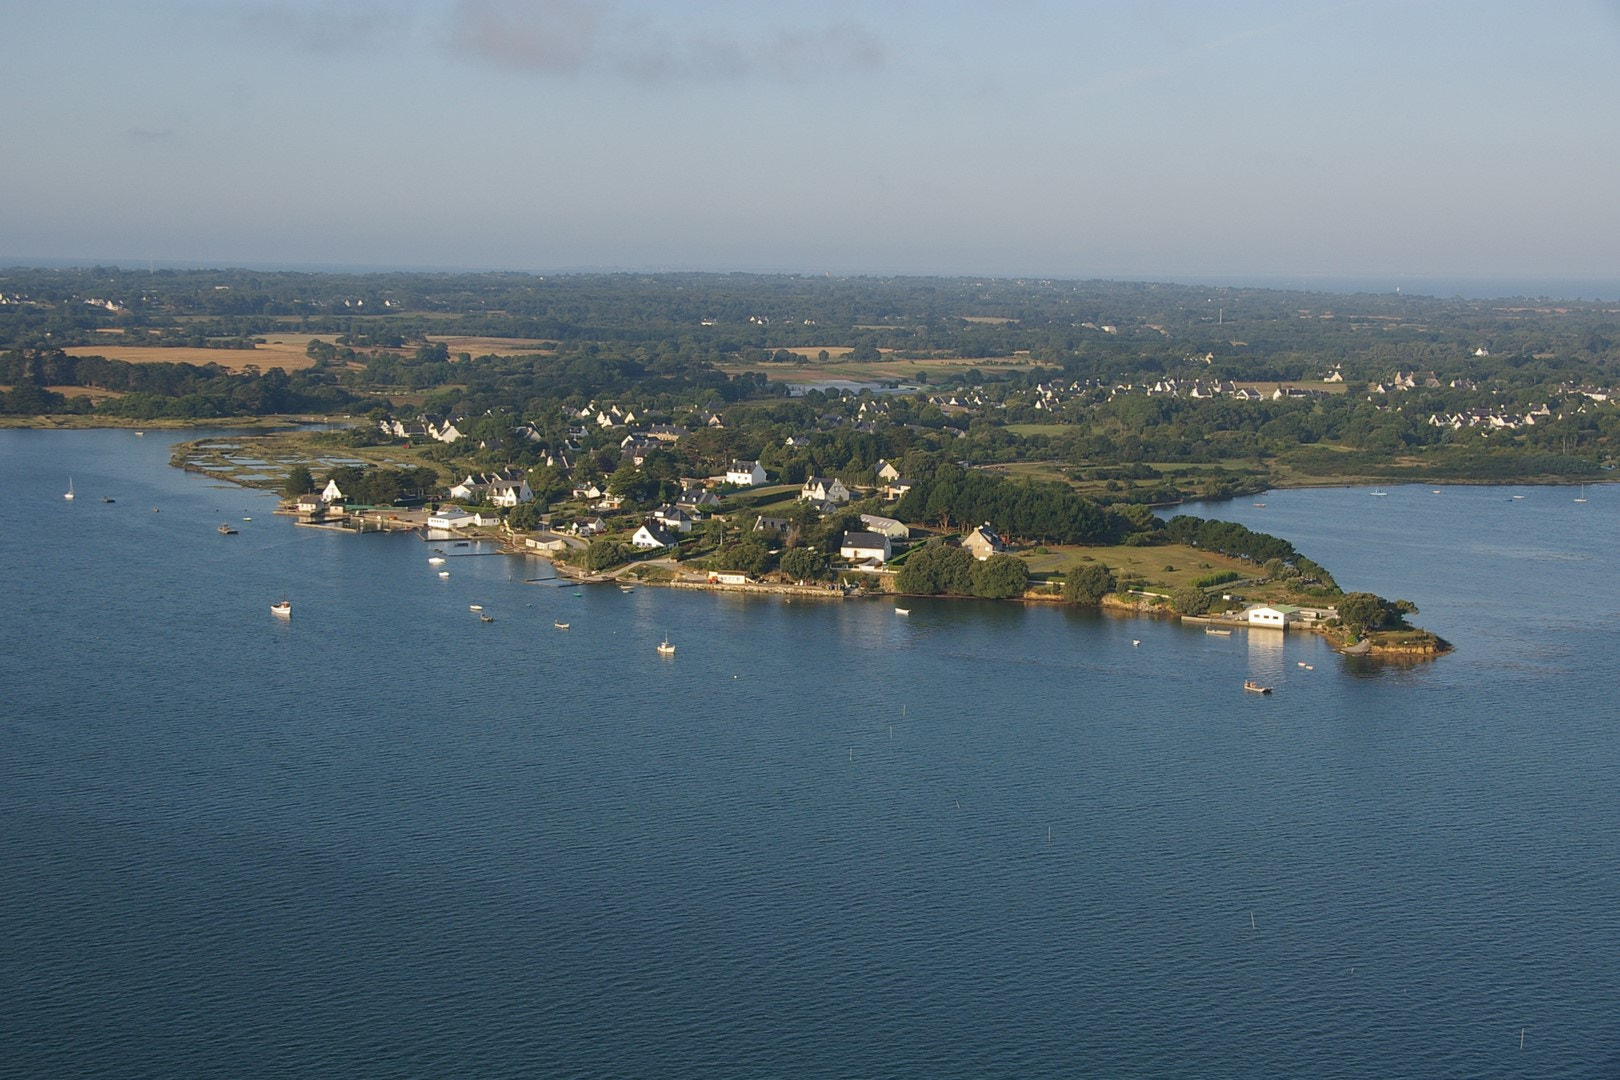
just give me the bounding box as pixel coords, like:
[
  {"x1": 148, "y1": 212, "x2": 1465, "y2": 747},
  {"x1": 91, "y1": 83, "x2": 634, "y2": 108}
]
[
  {"x1": 977, "y1": 460, "x2": 1075, "y2": 484},
  {"x1": 1004, "y1": 423, "x2": 1076, "y2": 436},
  {"x1": 1017, "y1": 542, "x2": 1250, "y2": 590},
  {"x1": 1015, "y1": 541, "x2": 1325, "y2": 608}
]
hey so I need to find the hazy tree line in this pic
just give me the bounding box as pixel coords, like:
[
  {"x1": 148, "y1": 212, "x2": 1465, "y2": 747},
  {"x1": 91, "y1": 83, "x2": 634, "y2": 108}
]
[{"x1": 7, "y1": 267, "x2": 1620, "y2": 374}]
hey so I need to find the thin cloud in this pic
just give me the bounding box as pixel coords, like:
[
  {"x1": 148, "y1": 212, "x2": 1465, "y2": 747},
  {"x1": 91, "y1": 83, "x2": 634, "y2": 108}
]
[
  {"x1": 447, "y1": 0, "x2": 885, "y2": 81},
  {"x1": 449, "y1": 0, "x2": 598, "y2": 73},
  {"x1": 229, "y1": 1, "x2": 409, "y2": 54}
]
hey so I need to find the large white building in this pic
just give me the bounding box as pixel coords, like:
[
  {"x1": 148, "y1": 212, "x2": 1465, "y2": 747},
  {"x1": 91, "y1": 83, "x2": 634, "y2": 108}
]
[{"x1": 726, "y1": 460, "x2": 767, "y2": 486}]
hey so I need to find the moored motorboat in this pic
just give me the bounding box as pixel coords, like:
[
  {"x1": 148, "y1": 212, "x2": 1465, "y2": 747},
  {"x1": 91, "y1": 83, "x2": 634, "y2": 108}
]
[
  {"x1": 656, "y1": 636, "x2": 675, "y2": 657},
  {"x1": 218, "y1": 523, "x2": 237, "y2": 535},
  {"x1": 271, "y1": 600, "x2": 292, "y2": 617},
  {"x1": 1205, "y1": 627, "x2": 1231, "y2": 635},
  {"x1": 1243, "y1": 680, "x2": 1272, "y2": 694},
  {"x1": 554, "y1": 621, "x2": 570, "y2": 630}
]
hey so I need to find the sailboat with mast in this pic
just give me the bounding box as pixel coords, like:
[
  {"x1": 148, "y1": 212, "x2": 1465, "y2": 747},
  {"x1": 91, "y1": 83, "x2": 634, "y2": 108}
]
[{"x1": 64, "y1": 477, "x2": 75, "y2": 501}]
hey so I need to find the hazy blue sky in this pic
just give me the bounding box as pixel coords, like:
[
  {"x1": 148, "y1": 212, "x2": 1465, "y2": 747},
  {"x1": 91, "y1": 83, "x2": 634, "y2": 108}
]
[{"x1": 6, "y1": 0, "x2": 1620, "y2": 284}]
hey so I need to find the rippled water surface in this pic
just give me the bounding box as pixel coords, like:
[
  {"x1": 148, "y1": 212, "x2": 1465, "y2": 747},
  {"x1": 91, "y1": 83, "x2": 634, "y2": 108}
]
[{"x1": 4, "y1": 434, "x2": 1618, "y2": 1078}]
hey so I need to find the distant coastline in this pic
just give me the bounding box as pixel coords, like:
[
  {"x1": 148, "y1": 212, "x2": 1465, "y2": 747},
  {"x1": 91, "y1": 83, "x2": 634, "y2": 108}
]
[{"x1": 9, "y1": 260, "x2": 1620, "y2": 302}]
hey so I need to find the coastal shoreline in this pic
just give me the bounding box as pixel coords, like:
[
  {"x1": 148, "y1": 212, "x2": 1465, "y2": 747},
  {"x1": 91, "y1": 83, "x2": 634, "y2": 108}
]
[{"x1": 154, "y1": 429, "x2": 1453, "y2": 658}]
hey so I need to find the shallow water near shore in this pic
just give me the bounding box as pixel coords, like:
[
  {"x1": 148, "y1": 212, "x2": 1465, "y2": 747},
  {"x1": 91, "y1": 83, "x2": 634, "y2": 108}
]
[{"x1": 4, "y1": 432, "x2": 1618, "y2": 1078}]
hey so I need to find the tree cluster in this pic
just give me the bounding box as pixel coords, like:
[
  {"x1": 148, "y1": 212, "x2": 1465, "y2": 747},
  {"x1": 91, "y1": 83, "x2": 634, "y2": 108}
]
[
  {"x1": 894, "y1": 464, "x2": 1111, "y2": 545},
  {"x1": 895, "y1": 545, "x2": 1029, "y2": 599}
]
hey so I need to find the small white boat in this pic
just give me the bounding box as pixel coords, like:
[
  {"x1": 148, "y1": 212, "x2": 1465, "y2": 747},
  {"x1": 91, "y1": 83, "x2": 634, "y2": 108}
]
[
  {"x1": 428, "y1": 556, "x2": 446, "y2": 565},
  {"x1": 479, "y1": 614, "x2": 495, "y2": 623},
  {"x1": 656, "y1": 637, "x2": 676, "y2": 657},
  {"x1": 438, "y1": 570, "x2": 450, "y2": 578},
  {"x1": 64, "y1": 478, "x2": 75, "y2": 501},
  {"x1": 469, "y1": 604, "x2": 483, "y2": 612},
  {"x1": 271, "y1": 600, "x2": 292, "y2": 618},
  {"x1": 1575, "y1": 485, "x2": 1588, "y2": 503},
  {"x1": 894, "y1": 607, "x2": 910, "y2": 615},
  {"x1": 1205, "y1": 627, "x2": 1231, "y2": 636},
  {"x1": 1243, "y1": 680, "x2": 1272, "y2": 694},
  {"x1": 1131, "y1": 639, "x2": 1140, "y2": 647},
  {"x1": 1369, "y1": 489, "x2": 1388, "y2": 497},
  {"x1": 554, "y1": 621, "x2": 570, "y2": 630},
  {"x1": 134, "y1": 431, "x2": 145, "y2": 437}
]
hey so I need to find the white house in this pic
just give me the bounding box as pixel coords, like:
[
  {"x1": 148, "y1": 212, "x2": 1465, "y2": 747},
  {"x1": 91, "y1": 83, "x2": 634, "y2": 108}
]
[
  {"x1": 652, "y1": 505, "x2": 695, "y2": 533},
  {"x1": 488, "y1": 478, "x2": 533, "y2": 507},
  {"x1": 523, "y1": 532, "x2": 570, "y2": 553},
  {"x1": 840, "y1": 531, "x2": 892, "y2": 565},
  {"x1": 320, "y1": 478, "x2": 345, "y2": 502},
  {"x1": 726, "y1": 460, "x2": 767, "y2": 486},
  {"x1": 428, "y1": 505, "x2": 480, "y2": 530},
  {"x1": 800, "y1": 476, "x2": 850, "y2": 504},
  {"x1": 631, "y1": 522, "x2": 678, "y2": 550},
  {"x1": 677, "y1": 488, "x2": 721, "y2": 512},
  {"x1": 874, "y1": 460, "x2": 901, "y2": 482},
  {"x1": 858, "y1": 513, "x2": 909, "y2": 540},
  {"x1": 962, "y1": 524, "x2": 1005, "y2": 560},
  {"x1": 1246, "y1": 604, "x2": 1302, "y2": 628}
]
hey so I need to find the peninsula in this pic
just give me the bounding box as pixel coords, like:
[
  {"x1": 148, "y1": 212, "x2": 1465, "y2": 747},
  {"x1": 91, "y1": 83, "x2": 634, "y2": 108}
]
[{"x1": 14, "y1": 264, "x2": 1617, "y2": 659}]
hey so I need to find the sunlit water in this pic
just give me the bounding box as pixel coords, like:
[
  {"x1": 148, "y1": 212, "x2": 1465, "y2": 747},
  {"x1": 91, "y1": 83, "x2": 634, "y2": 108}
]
[{"x1": 3, "y1": 433, "x2": 1617, "y2": 1078}]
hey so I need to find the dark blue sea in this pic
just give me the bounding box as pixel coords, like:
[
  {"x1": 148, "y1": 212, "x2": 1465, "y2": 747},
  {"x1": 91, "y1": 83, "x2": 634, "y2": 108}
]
[{"x1": 4, "y1": 431, "x2": 1618, "y2": 1078}]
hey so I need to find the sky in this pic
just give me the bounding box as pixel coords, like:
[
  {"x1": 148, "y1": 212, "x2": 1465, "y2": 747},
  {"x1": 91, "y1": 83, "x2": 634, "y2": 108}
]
[{"x1": 5, "y1": 0, "x2": 1620, "y2": 287}]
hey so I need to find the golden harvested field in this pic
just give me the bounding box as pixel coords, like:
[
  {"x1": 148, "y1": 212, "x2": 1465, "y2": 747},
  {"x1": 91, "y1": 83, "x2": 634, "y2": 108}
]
[
  {"x1": 65, "y1": 343, "x2": 317, "y2": 372},
  {"x1": 777, "y1": 346, "x2": 855, "y2": 359},
  {"x1": 63, "y1": 333, "x2": 553, "y2": 372},
  {"x1": 426, "y1": 336, "x2": 555, "y2": 356}
]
